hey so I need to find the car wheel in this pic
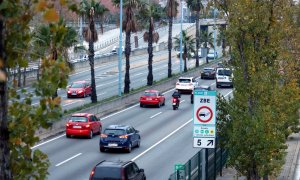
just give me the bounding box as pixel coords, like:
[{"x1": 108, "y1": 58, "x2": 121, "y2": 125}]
[
  {"x1": 127, "y1": 143, "x2": 132, "y2": 153},
  {"x1": 88, "y1": 130, "x2": 93, "y2": 139},
  {"x1": 191, "y1": 100, "x2": 193, "y2": 104},
  {"x1": 98, "y1": 126, "x2": 102, "y2": 135},
  {"x1": 100, "y1": 147, "x2": 105, "y2": 152},
  {"x1": 83, "y1": 92, "x2": 86, "y2": 98},
  {"x1": 136, "y1": 139, "x2": 141, "y2": 148},
  {"x1": 140, "y1": 103, "x2": 143, "y2": 108},
  {"x1": 162, "y1": 100, "x2": 165, "y2": 106},
  {"x1": 66, "y1": 134, "x2": 71, "y2": 138},
  {"x1": 157, "y1": 102, "x2": 161, "y2": 108},
  {"x1": 173, "y1": 106, "x2": 176, "y2": 110},
  {"x1": 201, "y1": 76, "x2": 203, "y2": 79}
]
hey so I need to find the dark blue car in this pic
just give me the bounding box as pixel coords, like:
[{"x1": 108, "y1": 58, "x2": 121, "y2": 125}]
[{"x1": 100, "y1": 125, "x2": 141, "y2": 153}]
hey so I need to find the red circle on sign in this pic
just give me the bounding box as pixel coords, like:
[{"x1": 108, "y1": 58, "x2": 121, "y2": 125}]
[{"x1": 196, "y1": 106, "x2": 213, "y2": 123}]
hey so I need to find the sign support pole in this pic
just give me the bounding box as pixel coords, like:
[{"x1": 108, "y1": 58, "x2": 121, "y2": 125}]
[{"x1": 202, "y1": 149, "x2": 206, "y2": 180}]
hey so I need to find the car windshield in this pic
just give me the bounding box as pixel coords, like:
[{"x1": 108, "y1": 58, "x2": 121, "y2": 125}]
[
  {"x1": 144, "y1": 92, "x2": 157, "y2": 96},
  {"x1": 218, "y1": 69, "x2": 232, "y2": 76},
  {"x1": 179, "y1": 79, "x2": 191, "y2": 83},
  {"x1": 71, "y1": 83, "x2": 84, "y2": 88},
  {"x1": 70, "y1": 116, "x2": 88, "y2": 122},
  {"x1": 93, "y1": 167, "x2": 121, "y2": 179},
  {"x1": 104, "y1": 129, "x2": 126, "y2": 136}
]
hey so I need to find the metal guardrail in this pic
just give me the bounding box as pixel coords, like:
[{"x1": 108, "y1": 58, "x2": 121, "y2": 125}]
[{"x1": 169, "y1": 140, "x2": 228, "y2": 180}]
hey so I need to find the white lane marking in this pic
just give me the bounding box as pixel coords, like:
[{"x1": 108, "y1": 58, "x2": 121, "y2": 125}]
[
  {"x1": 150, "y1": 112, "x2": 162, "y2": 119},
  {"x1": 210, "y1": 82, "x2": 216, "y2": 86},
  {"x1": 131, "y1": 118, "x2": 192, "y2": 161},
  {"x1": 31, "y1": 134, "x2": 66, "y2": 149},
  {"x1": 132, "y1": 73, "x2": 143, "y2": 77},
  {"x1": 101, "y1": 104, "x2": 140, "y2": 120},
  {"x1": 142, "y1": 79, "x2": 146, "y2": 81},
  {"x1": 63, "y1": 101, "x2": 80, "y2": 107},
  {"x1": 224, "y1": 90, "x2": 233, "y2": 97},
  {"x1": 159, "y1": 73, "x2": 164, "y2": 76},
  {"x1": 96, "y1": 80, "x2": 118, "y2": 88},
  {"x1": 97, "y1": 92, "x2": 106, "y2": 97},
  {"x1": 55, "y1": 153, "x2": 82, "y2": 167},
  {"x1": 180, "y1": 100, "x2": 185, "y2": 103}
]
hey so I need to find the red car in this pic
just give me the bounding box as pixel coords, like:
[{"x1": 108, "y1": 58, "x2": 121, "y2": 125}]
[
  {"x1": 66, "y1": 113, "x2": 102, "y2": 139},
  {"x1": 139, "y1": 90, "x2": 165, "y2": 108},
  {"x1": 67, "y1": 81, "x2": 92, "y2": 98}
]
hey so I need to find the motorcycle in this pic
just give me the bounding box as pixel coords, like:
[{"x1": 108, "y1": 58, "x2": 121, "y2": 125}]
[{"x1": 172, "y1": 97, "x2": 180, "y2": 110}]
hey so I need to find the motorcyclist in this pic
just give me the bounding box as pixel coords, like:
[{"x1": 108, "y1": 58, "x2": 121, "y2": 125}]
[{"x1": 172, "y1": 90, "x2": 181, "y2": 107}]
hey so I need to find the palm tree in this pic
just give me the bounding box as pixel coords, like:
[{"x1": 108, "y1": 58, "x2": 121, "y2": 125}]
[
  {"x1": 174, "y1": 31, "x2": 195, "y2": 72},
  {"x1": 137, "y1": 3, "x2": 164, "y2": 86},
  {"x1": 217, "y1": 24, "x2": 227, "y2": 57},
  {"x1": 186, "y1": 0, "x2": 204, "y2": 67},
  {"x1": 93, "y1": 3, "x2": 109, "y2": 34},
  {"x1": 112, "y1": 0, "x2": 143, "y2": 94},
  {"x1": 81, "y1": 0, "x2": 102, "y2": 103},
  {"x1": 33, "y1": 19, "x2": 78, "y2": 98},
  {"x1": 166, "y1": 0, "x2": 179, "y2": 78},
  {"x1": 200, "y1": 30, "x2": 214, "y2": 63}
]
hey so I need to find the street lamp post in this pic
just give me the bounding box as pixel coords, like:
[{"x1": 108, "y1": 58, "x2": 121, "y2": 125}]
[
  {"x1": 179, "y1": 0, "x2": 183, "y2": 73},
  {"x1": 118, "y1": 0, "x2": 123, "y2": 96}
]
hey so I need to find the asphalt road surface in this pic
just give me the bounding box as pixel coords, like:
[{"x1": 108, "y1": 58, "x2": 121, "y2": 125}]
[{"x1": 32, "y1": 75, "x2": 233, "y2": 180}]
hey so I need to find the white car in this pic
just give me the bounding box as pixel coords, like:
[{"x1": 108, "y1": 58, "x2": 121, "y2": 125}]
[
  {"x1": 111, "y1": 46, "x2": 124, "y2": 54},
  {"x1": 207, "y1": 50, "x2": 218, "y2": 59},
  {"x1": 216, "y1": 68, "x2": 233, "y2": 88},
  {"x1": 175, "y1": 77, "x2": 197, "y2": 93}
]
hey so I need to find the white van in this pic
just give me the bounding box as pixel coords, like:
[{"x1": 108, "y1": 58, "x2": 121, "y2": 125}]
[{"x1": 216, "y1": 68, "x2": 233, "y2": 88}]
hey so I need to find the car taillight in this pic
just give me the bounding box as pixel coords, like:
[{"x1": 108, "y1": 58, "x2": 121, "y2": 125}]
[
  {"x1": 66, "y1": 123, "x2": 70, "y2": 127},
  {"x1": 78, "y1": 90, "x2": 83, "y2": 93},
  {"x1": 89, "y1": 167, "x2": 95, "y2": 180},
  {"x1": 189, "y1": 83, "x2": 193, "y2": 86},
  {"x1": 85, "y1": 124, "x2": 90, "y2": 128},
  {"x1": 67, "y1": 90, "x2": 71, "y2": 93},
  {"x1": 173, "y1": 99, "x2": 177, "y2": 103},
  {"x1": 119, "y1": 135, "x2": 128, "y2": 139},
  {"x1": 100, "y1": 134, "x2": 107, "y2": 138}
]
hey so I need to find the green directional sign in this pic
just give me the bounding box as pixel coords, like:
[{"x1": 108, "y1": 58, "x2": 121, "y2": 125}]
[{"x1": 174, "y1": 164, "x2": 185, "y2": 180}]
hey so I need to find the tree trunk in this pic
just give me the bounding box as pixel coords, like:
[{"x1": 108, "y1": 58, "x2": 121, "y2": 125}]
[
  {"x1": 17, "y1": 66, "x2": 21, "y2": 87},
  {"x1": 23, "y1": 67, "x2": 26, "y2": 87},
  {"x1": 134, "y1": 33, "x2": 138, "y2": 48},
  {"x1": 184, "y1": 45, "x2": 187, "y2": 72},
  {"x1": 147, "y1": 23, "x2": 154, "y2": 86},
  {"x1": 124, "y1": 31, "x2": 131, "y2": 94},
  {"x1": 0, "y1": 14, "x2": 12, "y2": 180},
  {"x1": 89, "y1": 20, "x2": 97, "y2": 103},
  {"x1": 167, "y1": 16, "x2": 173, "y2": 78},
  {"x1": 195, "y1": 0, "x2": 200, "y2": 67}
]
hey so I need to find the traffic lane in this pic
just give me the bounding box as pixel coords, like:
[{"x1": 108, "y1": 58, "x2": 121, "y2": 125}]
[
  {"x1": 46, "y1": 93, "x2": 193, "y2": 179},
  {"x1": 134, "y1": 120, "x2": 198, "y2": 180}
]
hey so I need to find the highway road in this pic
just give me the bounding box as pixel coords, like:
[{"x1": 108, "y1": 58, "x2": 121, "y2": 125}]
[
  {"x1": 21, "y1": 46, "x2": 222, "y2": 111},
  {"x1": 32, "y1": 75, "x2": 233, "y2": 180}
]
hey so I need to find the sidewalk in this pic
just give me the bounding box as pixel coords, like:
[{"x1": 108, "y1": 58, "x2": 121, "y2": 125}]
[{"x1": 216, "y1": 133, "x2": 300, "y2": 180}]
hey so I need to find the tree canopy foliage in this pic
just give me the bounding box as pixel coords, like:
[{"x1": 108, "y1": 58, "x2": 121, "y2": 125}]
[
  {"x1": 215, "y1": 0, "x2": 300, "y2": 179},
  {"x1": 0, "y1": 0, "x2": 79, "y2": 179}
]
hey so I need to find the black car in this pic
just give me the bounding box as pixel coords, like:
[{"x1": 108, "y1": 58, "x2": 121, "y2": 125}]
[
  {"x1": 89, "y1": 160, "x2": 146, "y2": 180},
  {"x1": 200, "y1": 68, "x2": 216, "y2": 79},
  {"x1": 191, "y1": 85, "x2": 212, "y2": 104},
  {"x1": 100, "y1": 125, "x2": 141, "y2": 153}
]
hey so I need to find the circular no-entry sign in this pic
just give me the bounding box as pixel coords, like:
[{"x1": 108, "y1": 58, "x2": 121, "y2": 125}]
[{"x1": 196, "y1": 106, "x2": 213, "y2": 123}]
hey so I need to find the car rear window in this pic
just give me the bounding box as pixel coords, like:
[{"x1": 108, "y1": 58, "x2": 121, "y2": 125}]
[
  {"x1": 71, "y1": 83, "x2": 84, "y2": 88},
  {"x1": 70, "y1": 116, "x2": 88, "y2": 122},
  {"x1": 203, "y1": 68, "x2": 213, "y2": 72},
  {"x1": 93, "y1": 167, "x2": 121, "y2": 179},
  {"x1": 104, "y1": 129, "x2": 126, "y2": 136},
  {"x1": 217, "y1": 69, "x2": 232, "y2": 76},
  {"x1": 144, "y1": 92, "x2": 157, "y2": 96},
  {"x1": 179, "y1": 79, "x2": 191, "y2": 83}
]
